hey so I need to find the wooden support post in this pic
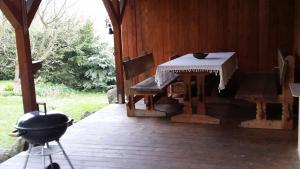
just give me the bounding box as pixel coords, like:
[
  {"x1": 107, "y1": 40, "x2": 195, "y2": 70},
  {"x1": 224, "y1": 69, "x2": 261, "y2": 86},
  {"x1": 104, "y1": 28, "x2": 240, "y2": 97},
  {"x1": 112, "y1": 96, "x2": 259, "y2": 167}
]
[
  {"x1": 15, "y1": 0, "x2": 37, "y2": 112},
  {"x1": 0, "y1": 0, "x2": 41, "y2": 113},
  {"x1": 113, "y1": 23, "x2": 125, "y2": 103},
  {"x1": 15, "y1": 26, "x2": 37, "y2": 112},
  {"x1": 103, "y1": 0, "x2": 128, "y2": 104}
]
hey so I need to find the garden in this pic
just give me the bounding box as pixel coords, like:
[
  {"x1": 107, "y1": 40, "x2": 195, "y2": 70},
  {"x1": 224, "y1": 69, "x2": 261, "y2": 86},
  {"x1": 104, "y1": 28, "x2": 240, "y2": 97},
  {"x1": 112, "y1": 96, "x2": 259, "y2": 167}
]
[
  {"x1": 0, "y1": 0, "x2": 115, "y2": 159},
  {"x1": 0, "y1": 81, "x2": 108, "y2": 148}
]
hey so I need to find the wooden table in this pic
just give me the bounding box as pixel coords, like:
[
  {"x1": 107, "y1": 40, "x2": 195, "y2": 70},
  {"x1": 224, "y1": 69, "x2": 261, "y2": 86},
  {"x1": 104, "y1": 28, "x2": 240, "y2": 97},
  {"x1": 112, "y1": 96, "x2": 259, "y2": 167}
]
[
  {"x1": 289, "y1": 83, "x2": 300, "y2": 156},
  {"x1": 155, "y1": 52, "x2": 237, "y2": 124}
]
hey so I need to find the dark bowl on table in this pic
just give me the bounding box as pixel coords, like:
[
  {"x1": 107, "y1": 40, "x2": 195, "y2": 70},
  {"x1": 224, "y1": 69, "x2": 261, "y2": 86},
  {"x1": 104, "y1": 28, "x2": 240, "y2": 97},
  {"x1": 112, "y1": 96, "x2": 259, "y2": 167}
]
[{"x1": 193, "y1": 53, "x2": 208, "y2": 59}]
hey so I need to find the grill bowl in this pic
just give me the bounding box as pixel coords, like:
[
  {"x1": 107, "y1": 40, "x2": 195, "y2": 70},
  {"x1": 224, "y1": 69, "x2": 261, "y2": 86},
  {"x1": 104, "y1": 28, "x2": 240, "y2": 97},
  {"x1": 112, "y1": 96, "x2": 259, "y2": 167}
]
[{"x1": 15, "y1": 111, "x2": 73, "y2": 144}]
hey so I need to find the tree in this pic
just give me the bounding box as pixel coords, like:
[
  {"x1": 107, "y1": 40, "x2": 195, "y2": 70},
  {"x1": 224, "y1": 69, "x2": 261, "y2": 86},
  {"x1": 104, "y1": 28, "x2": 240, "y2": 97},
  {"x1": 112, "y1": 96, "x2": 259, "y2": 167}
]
[
  {"x1": 0, "y1": 1, "x2": 115, "y2": 92},
  {"x1": 0, "y1": 14, "x2": 16, "y2": 80},
  {"x1": 75, "y1": 20, "x2": 115, "y2": 91},
  {"x1": 39, "y1": 20, "x2": 115, "y2": 91}
]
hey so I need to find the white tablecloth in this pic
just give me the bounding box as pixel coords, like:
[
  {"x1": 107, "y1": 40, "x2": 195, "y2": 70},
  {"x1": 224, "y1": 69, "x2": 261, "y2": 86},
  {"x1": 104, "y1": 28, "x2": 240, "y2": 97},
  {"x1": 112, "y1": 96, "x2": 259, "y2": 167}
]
[{"x1": 155, "y1": 52, "x2": 237, "y2": 90}]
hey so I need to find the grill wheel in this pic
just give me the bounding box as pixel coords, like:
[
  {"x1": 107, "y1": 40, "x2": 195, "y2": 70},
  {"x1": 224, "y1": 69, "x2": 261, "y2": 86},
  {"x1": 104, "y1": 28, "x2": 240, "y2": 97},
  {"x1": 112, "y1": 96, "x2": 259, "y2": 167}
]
[{"x1": 46, "y1": 162, "x2": 60, "y2": 169}]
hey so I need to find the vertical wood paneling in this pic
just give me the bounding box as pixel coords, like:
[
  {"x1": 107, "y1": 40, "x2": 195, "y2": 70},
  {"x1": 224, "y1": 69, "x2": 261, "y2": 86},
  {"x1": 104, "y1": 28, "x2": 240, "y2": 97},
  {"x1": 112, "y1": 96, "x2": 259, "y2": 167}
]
[
  {"x1": 198, "y1": 0, "x2": 208, "y2": 52},
  {"x1": 163, "y1": 0, "x2": 171, "y2": 58},
  {"x1": 188, "y1": 0, "x2": 200, "y2": 53},
  {"x1": 122, "y1": 0, "x2": 295, "y2": 74},
  {"x1": 154, "y1": 0, "x2": 164, "y2": 65},
  {"x1": 135, "y1": 0, "x2": 143, "y2": 55},
  {"x1": 169, "y1": 0, "x2": 179, "y2": 55},
  {"x1": 258, "y1": 0, "x2": 269, "y2": 72},
  {"x1": 121, "y1": 2, "x2": 129, "y2": 57},
  {"x1": 226, "y1": 0, "x2": 238, "y2": 52},
  {"x1": 237, "y1": 0, "x2": 259, "y2": 72},
  {"x1": 295, "y1": 0, "x2": 300, "y2": 59},
  {"x1": 207, "y1": 0, "x2": 227, "y2": 51},
  {"x1": 128, "y1": 0, "x2": 137, "y2": 58}
]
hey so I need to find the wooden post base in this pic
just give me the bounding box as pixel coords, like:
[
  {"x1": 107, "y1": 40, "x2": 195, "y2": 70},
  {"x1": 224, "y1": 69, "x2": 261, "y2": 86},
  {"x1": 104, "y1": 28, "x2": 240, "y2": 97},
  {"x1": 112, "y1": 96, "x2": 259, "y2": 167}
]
[
  {"x1": 240, "y1": 119, "x2": 293, "y2": 129},
  {"x1": 171, "y1": 114, "x2": 220, "y2": 124}
]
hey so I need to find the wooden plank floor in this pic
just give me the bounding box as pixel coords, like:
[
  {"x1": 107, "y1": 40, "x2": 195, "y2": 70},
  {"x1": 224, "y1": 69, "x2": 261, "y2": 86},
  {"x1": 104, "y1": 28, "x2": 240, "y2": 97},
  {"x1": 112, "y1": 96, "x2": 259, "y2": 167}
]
[{"x1": 0, "y1": 103, "x2": 299, "y2": 169}]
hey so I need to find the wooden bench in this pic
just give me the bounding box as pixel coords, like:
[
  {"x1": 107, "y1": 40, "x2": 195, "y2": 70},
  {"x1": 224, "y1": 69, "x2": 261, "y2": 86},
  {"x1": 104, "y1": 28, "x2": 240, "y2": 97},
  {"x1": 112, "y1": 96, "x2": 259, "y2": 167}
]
[
  {"x1": 235, "y1": 50, "x2": 295, "y2": 129},
  {"x1": 123, "y1": 53, "x2": 178, "y2": 117}
]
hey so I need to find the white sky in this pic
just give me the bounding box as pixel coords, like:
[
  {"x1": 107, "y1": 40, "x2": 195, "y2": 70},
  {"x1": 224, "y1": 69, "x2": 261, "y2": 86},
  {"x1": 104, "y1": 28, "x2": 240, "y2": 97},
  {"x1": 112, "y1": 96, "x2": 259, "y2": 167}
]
[
  {"x1": 63, "y1": 0, "x2": 114, "y2": 45},
  {"x1": 0, "y1": 0, "x2": 114, "y2": 45}
]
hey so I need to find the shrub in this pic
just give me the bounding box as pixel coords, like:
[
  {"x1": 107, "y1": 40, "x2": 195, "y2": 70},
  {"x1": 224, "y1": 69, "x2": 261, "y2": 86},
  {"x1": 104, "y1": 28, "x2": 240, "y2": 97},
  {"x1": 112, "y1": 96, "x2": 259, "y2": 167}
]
[
  {"x1": 0, "y1": 16, "x2": 16, "y2": 80},
  {"x1": 36, "y1": 20, "x2": 116, "y2": 92}
]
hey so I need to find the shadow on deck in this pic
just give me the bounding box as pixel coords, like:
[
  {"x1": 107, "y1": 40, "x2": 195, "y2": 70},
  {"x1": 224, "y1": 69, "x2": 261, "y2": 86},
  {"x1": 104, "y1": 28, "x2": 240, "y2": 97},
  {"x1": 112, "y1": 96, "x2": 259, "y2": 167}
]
[{"x1": 0, "y1": 103, "x2": 299, "y2": 169}]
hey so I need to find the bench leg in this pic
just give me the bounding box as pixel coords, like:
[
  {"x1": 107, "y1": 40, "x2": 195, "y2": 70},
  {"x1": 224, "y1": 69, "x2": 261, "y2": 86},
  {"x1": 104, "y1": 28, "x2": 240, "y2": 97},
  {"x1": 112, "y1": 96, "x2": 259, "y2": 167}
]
[
  {"x1": 148, "y1": 95, "x2": 154, "y2": 110},
  {"x1": 144, "y1": 95, "x2": 154, "y2": 111},
  {"x1": 281, "y1": 103, "x2": 293, "y2": 129},
  {"x1": 256, "y1": 102, "x2": 266, "y2": 120},
  {"x1": 240, "y1": 102, "x2": 293, "y2": 129},
  {"x1": 126, "y1": 95, "x2": 166, "y2": 117},
  {"x1": 126, "y1": 95, "x2": 136, "y2": 117}
]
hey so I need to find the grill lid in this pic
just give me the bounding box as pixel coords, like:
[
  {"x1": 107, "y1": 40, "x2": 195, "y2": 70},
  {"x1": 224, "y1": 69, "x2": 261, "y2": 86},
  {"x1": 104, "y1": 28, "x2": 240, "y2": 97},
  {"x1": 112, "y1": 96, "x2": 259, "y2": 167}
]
[{"x1": 15, "y1": 111, "x2": 70, "y2": 130}]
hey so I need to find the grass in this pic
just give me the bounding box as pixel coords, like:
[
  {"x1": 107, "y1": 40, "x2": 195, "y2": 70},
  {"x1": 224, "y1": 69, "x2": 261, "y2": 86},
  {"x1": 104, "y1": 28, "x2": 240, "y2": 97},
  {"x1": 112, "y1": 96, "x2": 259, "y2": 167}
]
[{"x1": 0, "y1": 81, "x2": 108, "y2": 148}]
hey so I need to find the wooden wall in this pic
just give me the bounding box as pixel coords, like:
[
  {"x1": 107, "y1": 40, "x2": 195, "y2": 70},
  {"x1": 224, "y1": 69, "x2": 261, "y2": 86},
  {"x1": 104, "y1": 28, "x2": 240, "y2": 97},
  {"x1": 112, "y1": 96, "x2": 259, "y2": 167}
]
[
  {"x1": 293, "y1": 0, "x2": 300, "y2": 156},
  {"x1": 295, "y1": 0, "x2": 300, "y2": 60},
  {"x1": 122, "y1": 0, "x2": 295, "y2": 74}
]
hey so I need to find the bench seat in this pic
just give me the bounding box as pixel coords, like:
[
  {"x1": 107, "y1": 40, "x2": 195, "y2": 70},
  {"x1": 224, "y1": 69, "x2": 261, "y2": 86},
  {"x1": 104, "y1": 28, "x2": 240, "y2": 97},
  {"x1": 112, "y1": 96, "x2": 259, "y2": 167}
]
[
  {"x1": 236, "y1": 73, "x2": 278, "y2": 101},
  {"x1": 131, "y1": 76, "x2": 178, "y2": 93}
]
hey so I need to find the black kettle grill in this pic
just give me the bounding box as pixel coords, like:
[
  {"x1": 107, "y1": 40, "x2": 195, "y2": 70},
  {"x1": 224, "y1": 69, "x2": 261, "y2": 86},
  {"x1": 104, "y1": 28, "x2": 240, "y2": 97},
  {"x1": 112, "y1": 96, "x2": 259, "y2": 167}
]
[{"x1": 11, "y1": 103, "x2": 75, "y2": 169}]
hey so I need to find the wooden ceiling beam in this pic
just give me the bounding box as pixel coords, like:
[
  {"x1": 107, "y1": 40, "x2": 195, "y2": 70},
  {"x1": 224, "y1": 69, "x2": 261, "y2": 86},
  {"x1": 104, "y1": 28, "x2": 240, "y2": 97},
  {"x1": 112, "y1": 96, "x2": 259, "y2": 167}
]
[
  {"x1": 103, "y1": 0, "x2": 120, "y2": 26},
  {"x1": 27, "y1": 0, "x2": 42, "y2": 26},
  {"x1": 26, "y1": 0, "x2": 34, "y2": 11},
  {"x1": 119, "y1": 0, "x2": 127, "y2": 22},
  {"x1": 112, "y1": 0, "x2": 120, "y2": 15},
  {"x1": 0, "y1": 0, "x2": 22, "y2": 28}
]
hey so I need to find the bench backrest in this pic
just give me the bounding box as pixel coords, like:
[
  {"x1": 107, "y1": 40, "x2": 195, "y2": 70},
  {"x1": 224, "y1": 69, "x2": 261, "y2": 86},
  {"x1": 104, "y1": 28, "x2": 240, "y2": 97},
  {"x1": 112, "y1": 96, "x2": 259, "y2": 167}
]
[
  {"x1": 277, "y1": 49, "x2": 295, "y2": 106},
  {"x1": 123, "y1": 53, "x2": 154, "y2": 80},
  {"x1": 277, "y1": 50, "x2": 288, "y2": 86}
]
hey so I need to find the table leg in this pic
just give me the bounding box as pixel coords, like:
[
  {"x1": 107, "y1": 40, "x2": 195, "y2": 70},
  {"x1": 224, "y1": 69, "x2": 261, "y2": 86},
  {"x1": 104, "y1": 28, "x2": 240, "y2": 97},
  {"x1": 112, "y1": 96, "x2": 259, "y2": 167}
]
[
  {"x1": 182, "y1": 74, "x2": 192, "y2": 114},
  {"x1": 196, "y1": 74, "x2": 206, "y2": 114},
  {"x1": 171, "y1": 73, "x2": 220, "y2": 124}
]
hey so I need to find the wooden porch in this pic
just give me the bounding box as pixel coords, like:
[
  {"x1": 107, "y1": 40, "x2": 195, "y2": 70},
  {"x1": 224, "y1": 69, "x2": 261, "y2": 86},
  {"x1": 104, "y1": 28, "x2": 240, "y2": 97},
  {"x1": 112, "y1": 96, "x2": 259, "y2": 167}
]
[{"x1": 0, "y1": 103, "x2": 299, "y2": 169}]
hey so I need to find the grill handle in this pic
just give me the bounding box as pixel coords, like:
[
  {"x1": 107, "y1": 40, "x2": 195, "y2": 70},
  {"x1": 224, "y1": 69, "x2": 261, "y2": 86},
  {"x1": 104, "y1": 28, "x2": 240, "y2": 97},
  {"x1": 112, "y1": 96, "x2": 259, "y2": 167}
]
[
  {"x1": 9, "y1": 130, "x2": 27, "y2": 137},
  {"x1": 67, "y1": 119, "x2": 74, "y2": 127},
  {"x1": 37, "y1": 102, "x2": 47, "y2": 115}
]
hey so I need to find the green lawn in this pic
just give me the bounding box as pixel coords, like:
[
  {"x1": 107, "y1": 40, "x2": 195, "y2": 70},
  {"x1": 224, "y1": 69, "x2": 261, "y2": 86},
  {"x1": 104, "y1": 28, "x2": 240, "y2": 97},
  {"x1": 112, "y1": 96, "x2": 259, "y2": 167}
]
[{"x1": 0, "y1": 81, "x2": 108, "y2": 148}]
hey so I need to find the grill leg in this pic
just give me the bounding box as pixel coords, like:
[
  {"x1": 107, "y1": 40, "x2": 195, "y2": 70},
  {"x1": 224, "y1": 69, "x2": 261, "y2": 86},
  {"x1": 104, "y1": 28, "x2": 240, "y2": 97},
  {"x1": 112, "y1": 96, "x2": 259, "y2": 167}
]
[
  {"x1": 42, "y1": 144, "x2": 46, "y2": 169},
  {"x1": 56, "y1": 141, "x2": 75, "y2": 169},
  {"x1": 23, "y1": 144, "x2": 33, "y2": 169},
  {"x1": 46, "y1": 143, "x2": 54, "y2": 169}
]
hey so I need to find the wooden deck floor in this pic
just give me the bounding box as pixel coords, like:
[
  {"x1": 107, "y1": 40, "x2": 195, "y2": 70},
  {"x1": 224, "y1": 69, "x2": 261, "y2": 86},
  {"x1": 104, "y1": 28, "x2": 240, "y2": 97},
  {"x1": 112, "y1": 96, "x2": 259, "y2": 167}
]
[{"x1": 0, "y1": 103, "x2": 299, "y2": 169}]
